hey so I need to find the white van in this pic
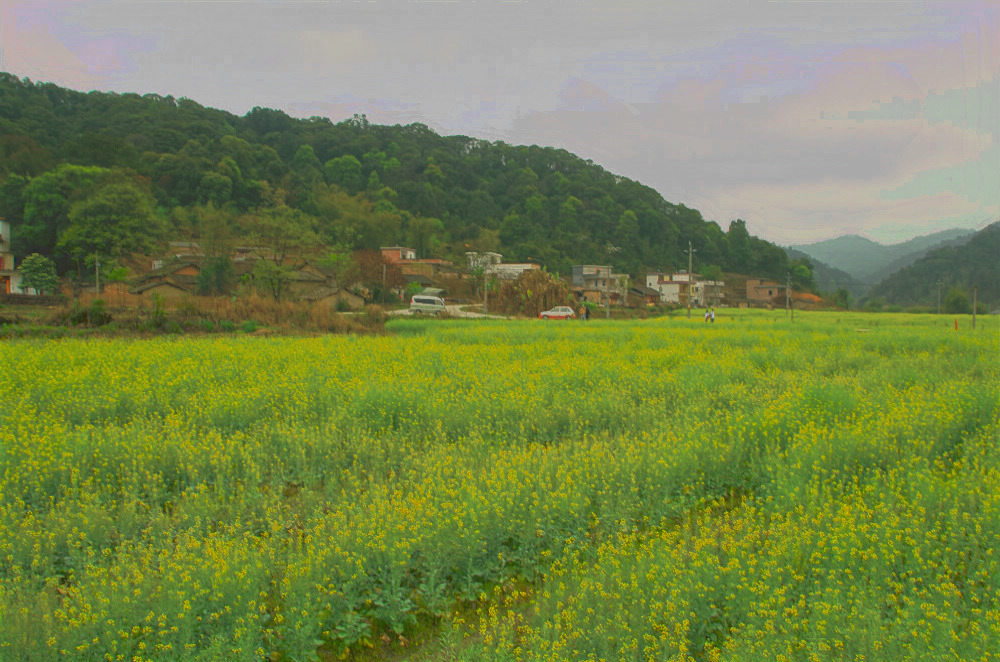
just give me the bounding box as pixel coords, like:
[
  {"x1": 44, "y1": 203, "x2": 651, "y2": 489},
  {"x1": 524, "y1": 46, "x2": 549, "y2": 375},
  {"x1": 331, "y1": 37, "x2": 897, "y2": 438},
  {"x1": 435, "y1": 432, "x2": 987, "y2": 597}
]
[{"x1": 409, "y1": 295, "x2": 447, "y2": 315}]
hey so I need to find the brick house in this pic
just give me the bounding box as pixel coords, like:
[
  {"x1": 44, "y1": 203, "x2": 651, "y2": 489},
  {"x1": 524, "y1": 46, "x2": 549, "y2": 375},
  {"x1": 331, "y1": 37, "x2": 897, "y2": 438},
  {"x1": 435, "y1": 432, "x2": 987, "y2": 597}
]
[{"x1": 746, "y1": 279, "x2": 787, "y2": 306}]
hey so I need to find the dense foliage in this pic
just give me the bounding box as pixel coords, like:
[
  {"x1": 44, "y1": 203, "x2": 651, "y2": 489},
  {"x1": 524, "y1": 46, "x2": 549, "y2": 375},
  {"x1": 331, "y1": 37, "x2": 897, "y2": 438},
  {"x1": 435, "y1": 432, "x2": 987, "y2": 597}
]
[
  {"x1": 0, "y1": 73, "x2": 809, "y2": 282},
  {"x1": 0, "y1": 312, "x2": 995, "y2": 660},
  {"x1": 14, "y1": 252, "x2": 58, "y2": 294}
]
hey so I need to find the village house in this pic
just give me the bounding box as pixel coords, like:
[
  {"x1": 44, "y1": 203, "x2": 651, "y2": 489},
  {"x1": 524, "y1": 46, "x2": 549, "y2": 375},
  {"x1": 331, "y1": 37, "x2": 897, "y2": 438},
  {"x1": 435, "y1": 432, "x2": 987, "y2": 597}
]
[
  {"x1": 132, "y1": 245, "x2": 365, "y2": 307},
  {"x1": 745, "y1": 278, "x2": 787, "y2": 307},
  {"x1": 491, "y1": 263, "x2": 540, "y2": 280},
  {"x1": 465, "y1": 251, "x2": 540, "y2": 281},
  {"x1": 167, "y1": 241, "x2": 204, "y2": 259},
  {"x1": 299, "y1": 285, "x2": 365, "y2": 310},
  {"x1": 573, "y1": 265, "x2": 628, "y2": 304},
  {"x1": 691, "y1": 279, "x2": 726, "y2": 307},
  {"x1": 131, "y1": 279, "x2": 190, "y2": 299},
  {"x1": 645, "y1": 271, "x2": 693, "y2": 306},
  {"x1": 465, "y1": 251, "x2": 502, "y2": 271},
  {"x1": 380, "y1": 246, "x2": 417, "y2": 262},
  {"x1": 644, "y1": 271, "x2": 726, "y2": 307},
  {"x1": 631, "y1": 284, "x2": 662, "y2": 306},
  {"x1": 0, "y1": 218, "x2": 18, "y2": 294},
  {"x1": 380, "y1": 246, "x2": 452, "y2": 280},
  {"x1": 130, "y1": 260, "x2": 203, "y2": 298}
]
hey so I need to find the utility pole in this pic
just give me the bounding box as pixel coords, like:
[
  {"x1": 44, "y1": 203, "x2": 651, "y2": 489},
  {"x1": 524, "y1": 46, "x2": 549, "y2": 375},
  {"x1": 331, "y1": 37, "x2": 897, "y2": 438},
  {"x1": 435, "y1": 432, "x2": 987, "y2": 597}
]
[
  {"x1": 605, "y1": 270, "x2": 610, "y2": 319},
  {"x1": 937, "y1": 280, "x2": 942, "y2": 314},
  {"x1": 94, "y1": 253, "x2": 100, "y2": 295},
  {"x1": 686, "y1": 241, "x2": 695, "y2": 318},
  {"x1": 483, "y1": 268, "x2": 489, "y2": 315},
  {"x1": 973, "y1": 286, "x2": 977, "y2": 329},
  {"x1": 786, "y1": 272, "x2": 791, "y2": 320}
]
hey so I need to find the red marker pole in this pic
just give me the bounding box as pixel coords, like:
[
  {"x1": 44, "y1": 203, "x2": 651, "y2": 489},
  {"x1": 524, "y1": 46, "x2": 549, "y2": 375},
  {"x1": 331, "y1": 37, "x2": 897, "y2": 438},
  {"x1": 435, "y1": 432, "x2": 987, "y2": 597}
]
[{"x1": 955, "y1": 318, "x2": 958, "y2": 330}]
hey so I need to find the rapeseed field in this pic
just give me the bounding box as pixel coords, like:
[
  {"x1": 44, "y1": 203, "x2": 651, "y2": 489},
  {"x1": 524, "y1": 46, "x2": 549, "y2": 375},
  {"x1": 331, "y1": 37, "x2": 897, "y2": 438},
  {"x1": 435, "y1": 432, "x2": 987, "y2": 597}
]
[{"x1": 0, "y1": 311, "x2": 996, "y2": 661}]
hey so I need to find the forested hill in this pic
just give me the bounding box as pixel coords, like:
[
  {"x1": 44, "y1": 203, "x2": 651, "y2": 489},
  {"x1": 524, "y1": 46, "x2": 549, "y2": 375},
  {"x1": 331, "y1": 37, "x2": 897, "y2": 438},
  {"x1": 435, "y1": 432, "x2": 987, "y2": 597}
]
[
  {"x1": 0, "y1": 73, "x2": 807, "y2": 283},
  {"x1": 786, "y1": 248, "x2": 866, "y2": 301},
  {"x1": 865, "y1": 222, "x2": 1000, "y2": 309},
  {"x1": 790, "y1": 228, "x2": 975, "y2": 284}
]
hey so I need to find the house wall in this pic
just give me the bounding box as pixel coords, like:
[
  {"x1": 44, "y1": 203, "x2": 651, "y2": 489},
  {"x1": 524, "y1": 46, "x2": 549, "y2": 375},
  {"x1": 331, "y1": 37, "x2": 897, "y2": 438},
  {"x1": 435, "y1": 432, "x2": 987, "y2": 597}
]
[
  {"x1": 399, "y1": 262, "x2": 439, "y2": 277},
  {"x1": 381, "y1": 247, "x2": 417, "y2": 262},
  {"x1": 0, "y1": 220, "x2": 14, "y2": 294},
  {"x1": 658, "y1": 282, "x2": 683, "y2": 304},
  {"x1": 466, "y1": 252, "x2": 502, "y2": 269},
  {"x1": 576, "y1": 289, "x2": 604, "y2": 304},
  {"x1": 139, "y1": 284, "x2": 189, "y2": 299},
  {"x1": 491, "y1": 263, "x2": 539, "y2": 280},
  {"x1": 175, "y1": 265, "x2": 201, "y2": 277},
  {"x1": 746, "y1": 279, "x2": 785, "y2": 302},
  {"x1": 573, "y1": 265, "x2": 611, "y2": 288}
]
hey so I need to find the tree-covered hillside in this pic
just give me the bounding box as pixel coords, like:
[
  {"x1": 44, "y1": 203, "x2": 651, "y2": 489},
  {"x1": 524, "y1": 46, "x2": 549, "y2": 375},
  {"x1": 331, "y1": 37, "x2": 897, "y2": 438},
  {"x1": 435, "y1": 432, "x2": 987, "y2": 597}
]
[
  {"x1": 786, "y1": 248, "x2": 865, "y2": 301},
  {"x1": 865, "y1": 222, "x2": 1000, "y2": 309},
  {"x1": 790, "y1": 228, "x2": 975, "y2": 285},
  {"x1": 0, "y1": 73, "x2": 809, "y2": 285}
]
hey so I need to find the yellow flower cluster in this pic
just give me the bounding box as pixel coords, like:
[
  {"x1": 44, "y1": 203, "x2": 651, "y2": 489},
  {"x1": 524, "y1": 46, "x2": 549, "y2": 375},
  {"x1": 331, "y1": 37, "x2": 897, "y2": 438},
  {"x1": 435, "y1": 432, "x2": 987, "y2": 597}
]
[{"x1": 0, "y1": 311, "x2": 995, "y2": 660}]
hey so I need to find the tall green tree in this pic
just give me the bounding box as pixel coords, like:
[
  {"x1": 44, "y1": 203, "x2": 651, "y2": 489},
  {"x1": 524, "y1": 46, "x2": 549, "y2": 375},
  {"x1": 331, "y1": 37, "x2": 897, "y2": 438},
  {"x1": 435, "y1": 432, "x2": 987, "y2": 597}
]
[
  {"x1": 0, "y1": 135, "x2": 54, "y2": 177},
  {"x1": 241, "y1": 205, "x2": 320, "y2": 300},
  {"x1": 18, "y1": 164, "x2": 106, "y2": 264},
  {"x1": 832, "y1": 288, "x2": 851, "y2": 309},
  {"x1": 726, "y1": 219, "x2": 751, "y2": 274},
  {"x1": 58, "y1": 179, "x2": 162, "y2": 268},
  {"x1": 323, "y1": 155, "x2": 363, "y2": 194},
  {"x1": 407, "y1": 216, "x2": 445, "y2": 258},
  {"x1": 0, "y1": 175, "x2": 28, "y2": 229},
  {"x1": 194, "y1": 204, "x2": 238, "y2": 295},
  {"x1": 943, "y1": 287, "x2": 971, "y2": 314},
  {"x1": 16, "y1": 253, "x2": 59, "y2": 294},
  {"x1": 789, "y1": 258, "x2": 816, "y2": 291}
]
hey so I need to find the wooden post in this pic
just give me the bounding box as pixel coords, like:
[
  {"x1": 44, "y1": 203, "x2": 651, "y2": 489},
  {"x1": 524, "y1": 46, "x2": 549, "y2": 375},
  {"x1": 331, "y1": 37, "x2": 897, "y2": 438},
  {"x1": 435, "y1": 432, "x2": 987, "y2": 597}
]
[
  {"x1": 973, "y1": 286, "x2": 977, "y2": 329},
  {"x1": 786, "y1": 272, "x2": 792, "y2": 321},
  {"x1": 686, "y1": 241, "x2": 694, "y2": 319}
]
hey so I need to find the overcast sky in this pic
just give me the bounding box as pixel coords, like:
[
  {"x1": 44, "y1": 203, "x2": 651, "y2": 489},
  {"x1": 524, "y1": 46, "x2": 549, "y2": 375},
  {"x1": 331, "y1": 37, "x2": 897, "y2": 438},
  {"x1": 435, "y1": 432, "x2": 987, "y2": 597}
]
[{"x1": 2, "y1": 0, "x2": 997, "y2": 244}]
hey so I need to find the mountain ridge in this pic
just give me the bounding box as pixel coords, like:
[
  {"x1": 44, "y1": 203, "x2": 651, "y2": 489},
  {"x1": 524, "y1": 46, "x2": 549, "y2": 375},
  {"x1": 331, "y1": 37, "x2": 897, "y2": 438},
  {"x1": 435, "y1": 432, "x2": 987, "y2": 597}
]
[
  {"x1": 864, "y1": 222, "x2": 1000, "y2": 309},
  {"x1": 790, "y1": 228, "x2": 977, "y2": 284}
]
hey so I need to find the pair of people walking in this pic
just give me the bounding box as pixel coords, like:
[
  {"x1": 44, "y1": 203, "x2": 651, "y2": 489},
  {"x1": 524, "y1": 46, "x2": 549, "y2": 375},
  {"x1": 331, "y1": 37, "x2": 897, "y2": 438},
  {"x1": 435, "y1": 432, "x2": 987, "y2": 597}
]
[{"x1": 704, "y1": 307, "x2": 715, "y2": 323}]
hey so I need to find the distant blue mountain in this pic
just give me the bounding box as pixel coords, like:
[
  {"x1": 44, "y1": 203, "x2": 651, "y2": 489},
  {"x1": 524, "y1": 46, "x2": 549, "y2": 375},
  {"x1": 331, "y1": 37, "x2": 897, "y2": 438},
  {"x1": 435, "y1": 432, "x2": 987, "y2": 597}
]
[
  {"x1": 790, "y1": 228, "x2": 977, "y2": 285},
  {"x1": 865, "y1": 222, "x2": 1000, "y2": 309}
]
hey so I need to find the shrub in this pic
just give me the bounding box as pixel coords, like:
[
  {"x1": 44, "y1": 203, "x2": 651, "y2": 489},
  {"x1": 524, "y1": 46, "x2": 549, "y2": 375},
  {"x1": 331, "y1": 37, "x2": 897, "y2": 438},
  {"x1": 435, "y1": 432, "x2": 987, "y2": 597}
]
[
  {"x1": 68, "y1": 298, "x2": 113, "y2": 326},
  {"x1": 943, "y1": 287, "x2": 971, "y2": 314},
  {"x1": 364, "y1": 305, "x2": 387, "y2": 328},
  {"x1": 492, "y1": 270, "x2": 574, "y2": 317}
]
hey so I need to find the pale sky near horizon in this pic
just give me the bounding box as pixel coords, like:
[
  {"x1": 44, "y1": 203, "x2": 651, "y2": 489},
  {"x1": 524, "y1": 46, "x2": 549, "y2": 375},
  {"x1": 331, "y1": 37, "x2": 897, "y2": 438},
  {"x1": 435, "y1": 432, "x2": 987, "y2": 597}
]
[{"x1": 1, "y1": 0, "x2": 997, "y2": 245}]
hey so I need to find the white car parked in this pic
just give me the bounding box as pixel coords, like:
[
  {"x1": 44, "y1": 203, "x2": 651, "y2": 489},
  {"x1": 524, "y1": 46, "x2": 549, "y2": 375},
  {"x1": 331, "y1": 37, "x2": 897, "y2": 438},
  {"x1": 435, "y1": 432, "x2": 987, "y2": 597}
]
[
  {"x1": 409, "y1": 295, "x2": 447, "y2": 315},
  {"x1": 538, "y1": 306, "x2": 576, "y2": 320}
]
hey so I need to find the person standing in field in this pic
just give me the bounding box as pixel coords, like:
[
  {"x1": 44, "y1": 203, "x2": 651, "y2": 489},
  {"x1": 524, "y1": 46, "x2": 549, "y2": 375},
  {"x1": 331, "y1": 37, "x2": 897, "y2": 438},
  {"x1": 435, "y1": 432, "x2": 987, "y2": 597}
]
[{"x1": 710, "y1": 307, "x2": 716, "y2": 323}]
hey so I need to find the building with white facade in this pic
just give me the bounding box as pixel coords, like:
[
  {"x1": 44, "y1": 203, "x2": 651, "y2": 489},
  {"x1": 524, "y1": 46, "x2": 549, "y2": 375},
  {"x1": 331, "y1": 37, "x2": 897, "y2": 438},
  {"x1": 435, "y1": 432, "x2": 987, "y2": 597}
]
[{"x1": 645, "y1": 271, "x2": 724, "y2": 306}]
